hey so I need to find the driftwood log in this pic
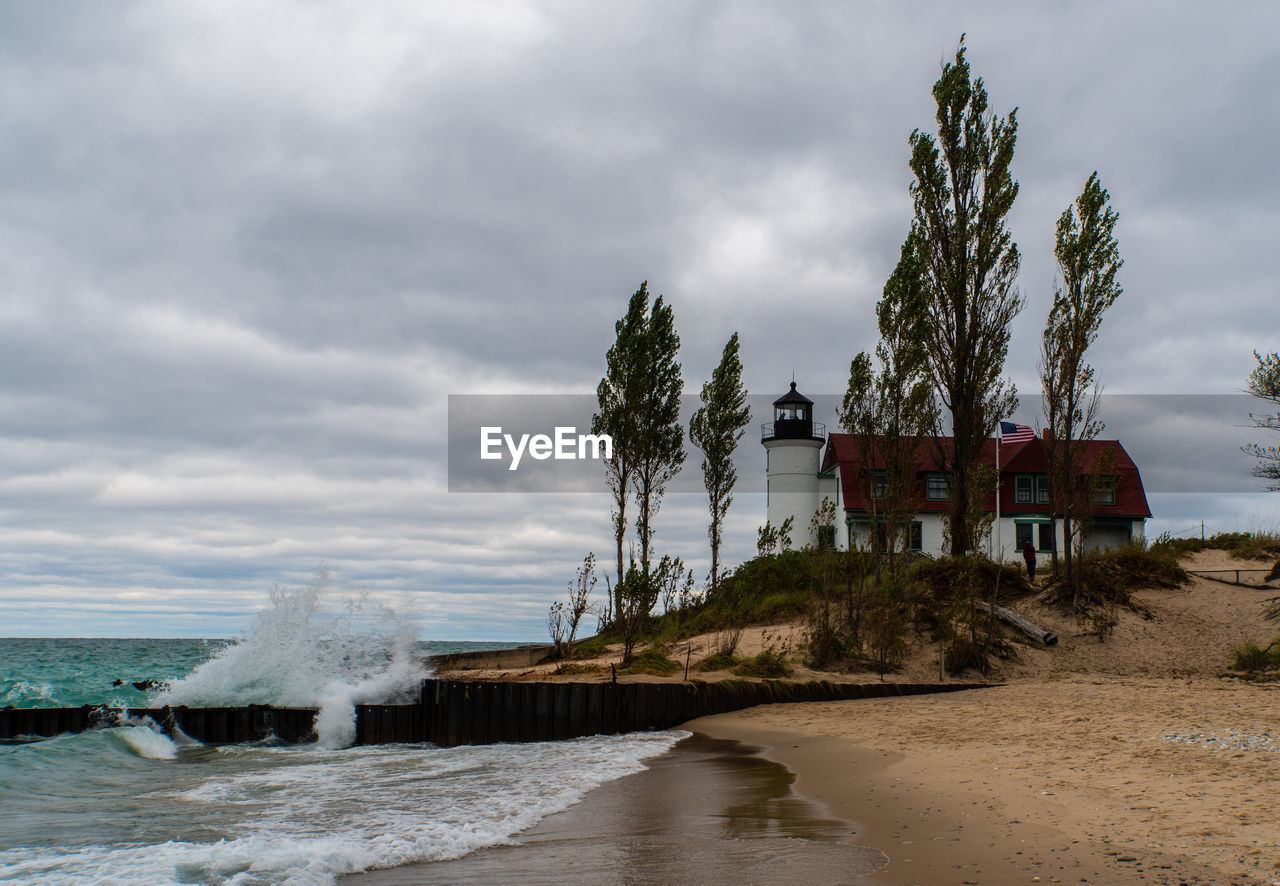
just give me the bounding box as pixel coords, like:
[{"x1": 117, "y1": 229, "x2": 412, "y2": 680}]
[{"x1": 977, "y1": 601, "x2": 1058, "y2": 646}]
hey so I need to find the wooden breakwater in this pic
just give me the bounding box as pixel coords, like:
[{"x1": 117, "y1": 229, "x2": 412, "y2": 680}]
[
  {"x1": 399, "y1": 678, "x2": 987, "y2": 748},
  {"x1": 0, "y1": 704, "x2": 320, "y2": 744},
  {"x1": 0, "y1": 679, "x2": 992, "y2": 746}
]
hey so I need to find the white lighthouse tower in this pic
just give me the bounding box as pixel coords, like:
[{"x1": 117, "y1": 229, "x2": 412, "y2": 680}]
[{"x1": 763, "y1": 381, "x2": 826, "y2": 547}]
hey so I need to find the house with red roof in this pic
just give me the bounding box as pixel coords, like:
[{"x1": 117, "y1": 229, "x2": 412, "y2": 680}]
[{"x1": 763, "y1": 383, "x2": 1152, "y2": 561}]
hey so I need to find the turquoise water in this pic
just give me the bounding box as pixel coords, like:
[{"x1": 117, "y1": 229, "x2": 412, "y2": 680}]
[
  {"x1": 1, "y1": 638, "x2": 232, "y2": 709},
  {"x1": 0, "y1": 708, "x2": 681, "y2": 885},
  {"x1": 0, "y1": 637, "x2": 516, "y2": 710},
  {"x1": 0, "y1": 617, "x2": 681, "y2": 885}
]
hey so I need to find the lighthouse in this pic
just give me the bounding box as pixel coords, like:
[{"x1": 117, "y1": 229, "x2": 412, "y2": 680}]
[{"x1": 762, "y1": 381, "x2": 827, "y2": 547}]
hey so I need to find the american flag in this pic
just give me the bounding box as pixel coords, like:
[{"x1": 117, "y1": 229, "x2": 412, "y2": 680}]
[{"x1": 999, "y1": 421, "x2": 1035, "y2": 444}]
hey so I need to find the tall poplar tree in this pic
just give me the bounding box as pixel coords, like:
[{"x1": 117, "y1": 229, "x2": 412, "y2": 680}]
[
  {"x1": 907, "y1": 36, "x2": 1024, "y2": 556},
  {"x1": 631, "y1": 292, "x2": 684, "y2": 577},
  {"x1": 1039, "y1": 172, "x2": 1123, "y2": 606},
  {"x1": 840, "y1": 232, "x2": 938, "y2": 566},
  {"x1": 690, "y1": 333, "x2": 751, "y2": 590},
  {"x1": 593, "y1": 284, "x2": 649, "y2": 617},
  {"x1": 873, "y1": 233, "x2": 940, "y2": 565}
]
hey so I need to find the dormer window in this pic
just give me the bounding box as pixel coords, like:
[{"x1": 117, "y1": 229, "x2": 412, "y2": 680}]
[
  {"x1": 927, "y1": 473, "x2": 950, "y2": 501},
  {"x1": 871, "y1": 470, "x2": 887, "y2": 499}
]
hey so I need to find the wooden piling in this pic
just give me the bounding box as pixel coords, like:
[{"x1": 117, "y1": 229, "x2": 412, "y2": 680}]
[{"x1": 0, "y1": 680, "x2": 991, "y2": 749}]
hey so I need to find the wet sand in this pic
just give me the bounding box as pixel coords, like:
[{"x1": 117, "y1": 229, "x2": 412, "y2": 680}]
[
  {"x1": 346, "y1": 677, "x2": 1274, "y2": 885},
  {"x1": 694, "y1": 679, "x2": 1280, "y2": 886},
  {"x1": 343, "y1": 731, "x2": 886, "y2": 886}
]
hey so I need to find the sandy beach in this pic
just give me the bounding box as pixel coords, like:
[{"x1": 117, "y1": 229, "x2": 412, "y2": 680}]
[
  {"x1": 694, "y1": 676, "x2": 1280, "y2": 885},
  {"x1": 349, "y1": 550, "x2": 1280, "y2": 884},
  {"x1": 676, "y1": 551, "x2": 1280, "y2": 883}
]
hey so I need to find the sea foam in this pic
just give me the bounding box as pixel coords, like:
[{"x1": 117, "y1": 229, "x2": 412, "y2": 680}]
[
  {"x1": 110, "y1": 725, "x2": 181, "y2": 760},
  {"x1": 0, "y1": 731, "x2": 686, "y2": 885},
  {"x1": 151, "y1": 575, "x2": 427, "y2": 747}
]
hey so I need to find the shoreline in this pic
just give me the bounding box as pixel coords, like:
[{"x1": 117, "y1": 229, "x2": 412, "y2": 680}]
[
  {"x1": 346, "y1": 675, "x2": 1279, "y2": 885},
  {"x1": 342, "y1": 729, "x2": 886, "y2": 885},
  {"x1": 689, "y1": 713, "x2": 1148, "y2": 884},
  {"x1": 691, "y1": 677, "x2": 1280, "y2": 885}
]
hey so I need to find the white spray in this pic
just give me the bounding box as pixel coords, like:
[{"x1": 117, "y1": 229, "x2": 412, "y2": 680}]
[{"x1": 152, "y1": 574, "x2": 428, "y2": 748}]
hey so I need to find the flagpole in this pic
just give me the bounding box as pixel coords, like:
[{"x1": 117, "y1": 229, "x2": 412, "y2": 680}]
[{"x1": 995, "y1": 428, "x2": 1001, "y2": 561}]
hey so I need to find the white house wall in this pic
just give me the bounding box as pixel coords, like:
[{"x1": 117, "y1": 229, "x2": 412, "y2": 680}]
[
  {"x1": 768, "y1": 449, "x2": 1146, "y2": 558},
  {"x1": 845, "y1": 513, "x2": 1145, "y2": 560}
]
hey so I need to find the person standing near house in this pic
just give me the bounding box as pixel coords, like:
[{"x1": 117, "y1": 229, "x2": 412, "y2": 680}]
[{"x1": 1022, "y1": 540, "x2": 1037, "y2": 580}]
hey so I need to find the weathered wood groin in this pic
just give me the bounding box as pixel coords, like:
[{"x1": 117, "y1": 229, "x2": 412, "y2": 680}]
[
  {"x1": 0, "y1": 678, "x2": 993, "y2": 746},
  {"x1": 0, "y1": 704, "x2": 320, "y2": 744}
]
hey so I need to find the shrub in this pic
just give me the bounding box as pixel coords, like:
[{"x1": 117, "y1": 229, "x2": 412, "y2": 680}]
[
  {"x1": 1150, "y1": 533, "x2": 1207, "y2": 557},
  {"x1": 554, "y1": 662, "x2": 607, "y2": 676},
  {"x1": 620, "y1": 646, "x2": 681, "y2": 676},
  {"x1": 909, "y1": 554, "x2": 1033, "y2": 603},
  {"x1": 733, "y1": 635, "x2": 793, "y2": 678},
  {"x1": 733, "y1": 650, "x2": 792, "y2": 678},
  {"x1": 943, "y1": 635, "x2": 989, "y2": 674},
  {"x1": 1152, "y1": 530, "x2": 1280, "y2": 561},
  {"x1": 1231, "y1": 639, "x2": 1280, "y2": 672},
  {"x1": 569, "y1": 635, "x2": 612, "y2": 660},
  {"x1": 1069, "y1": 542, "x2": 1187, "y2": 608},
  {"x1": 863, "y1": 592, "x2": 910, "y2": 675},
  {"x1": 1211, "y1": 531, "x2": 1280, "y2": 561},
  {"x1": 713, "y1": 623, "x2": 744, "y2": 657},
  {"x1": 802, "y1": 607, "x2": 844, "y2": 670},
  {"x1": 1085, "y1": 603, "x2": 1118, "y2": 642},
  {"x1": 694, "y1": 651, "x2": 738, "y2": 672},
  {"x1": 706, "y1": 549, "x2": 847, "y2": 626}
]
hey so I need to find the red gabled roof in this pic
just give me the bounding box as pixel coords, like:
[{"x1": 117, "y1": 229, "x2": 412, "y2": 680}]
[{"x1": 824, "y1": 433, "x2": 1151, "y2": 519}]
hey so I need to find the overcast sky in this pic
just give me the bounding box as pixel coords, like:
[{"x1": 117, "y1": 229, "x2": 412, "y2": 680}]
[{"x1": 2, "y1": 2, "x2": 1278, "y2": 639}]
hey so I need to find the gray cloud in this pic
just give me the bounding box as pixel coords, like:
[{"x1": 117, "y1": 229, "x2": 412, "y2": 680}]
[{"x1": 1, "y1": 1, "x2": 1278, "y2": 638}]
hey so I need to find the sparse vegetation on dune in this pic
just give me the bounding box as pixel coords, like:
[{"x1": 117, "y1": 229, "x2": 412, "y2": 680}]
[
  {"x1": 619, "y1": 646, "x2": 680, "y2": 676},
  {"x1": 1044, "y1": 541, "x2": 1187, "y2": 612},
  {"x1": 909, "y1": 555, "x2": 1034, "y2": 601},
  {"x1": 1230, "y1": 638, "x2": 1280, "y2": 673},
  {"x1": 553, "y1": 662, "x2": 607, "y2": 677},
  {"x1": 1152, "y1": 529, "x2": 1280, "y2": 562},
  {"x1": 732, "y1": 641, "x2": 793, "y2": 678},
  {"x1": 694, "y1": 651, "x2": 738, "y2": 672},
  {"x1": 548, "y1": 525, "x2": 1280, "y2": 683}
]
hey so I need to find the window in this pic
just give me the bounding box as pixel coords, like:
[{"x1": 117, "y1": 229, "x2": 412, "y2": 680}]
[
  {"x1": 871, "y1": 470, "x2": 887, "y2": 499},
  {"x1": 818, "y1": 525, "x2": 836, "y2": 549},
  {"x1": 1038, "y1": 523, "x2": 1054, "y2": 552},
  {"x1": 1015, "y1": 522, "x2": 1033, "y2": 549},
  {"x1": 909, "y1": 521, "x2": 923, "y2": 551},
  {"x1": 1093, "y1": 477, "x2": 1117, "y2": 506},
  {"x1": 1036, "y1": 475, "x2": 1051, "y2": 504},
  {"x1": 927, "y1": 473, "x2": 949, "y2": 501},
  {"x1": 1015, "y1": 475, "x2": 1032, "y2": 503},
  {"x1": 866, "y1": 519, "x2": 922, "y2": 553},
  {"x1": 870, "y1": 520, "x2": 888, "y2": 553}
]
